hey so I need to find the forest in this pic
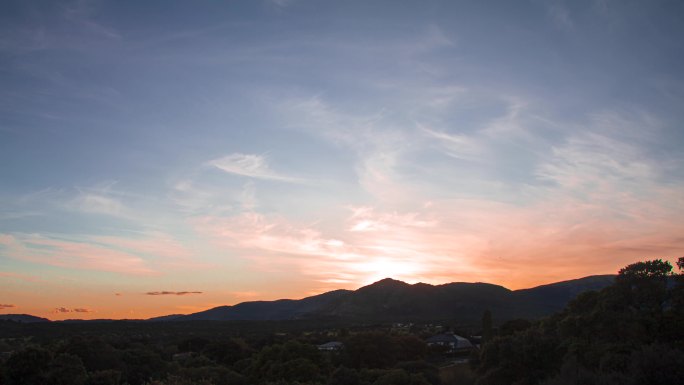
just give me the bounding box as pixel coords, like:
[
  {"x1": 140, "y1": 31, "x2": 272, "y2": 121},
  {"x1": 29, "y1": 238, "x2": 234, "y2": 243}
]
[{"x1": 1, "y1": 258, "x2": 683, "y2": 385}]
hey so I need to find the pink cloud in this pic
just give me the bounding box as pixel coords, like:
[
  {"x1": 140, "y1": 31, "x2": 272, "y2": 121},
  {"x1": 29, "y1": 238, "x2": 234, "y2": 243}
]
[
  {"x1": 0, "y1": 271, "x2": 41, "y2": 282},
  {"x1": 1, "y1": 233, "x2": 156, "y2": 275},
  {"x1": 1, "y1": 231, "x2": 205, "y2": 276},
  {"x1": 192, "y1": 191, "x2": 684, "y2": 291},
  {"x1": 90, "y1": 232, "x2": 205, "y2": 270},
  {"x1": 91, "y1": 232, "x2": 190, "y2": 258}
]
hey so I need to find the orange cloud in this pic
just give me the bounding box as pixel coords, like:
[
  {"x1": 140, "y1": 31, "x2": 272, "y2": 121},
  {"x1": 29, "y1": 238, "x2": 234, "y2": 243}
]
[
  {"x1": 193, "y1": 191, "x2": 684, "y2": 291},
  {"x1": 145, "y1": 291, "x2": 203, "y2": 296},
  {"x1": 53, "y1": 307, "x2": 93, "y2": 313}
]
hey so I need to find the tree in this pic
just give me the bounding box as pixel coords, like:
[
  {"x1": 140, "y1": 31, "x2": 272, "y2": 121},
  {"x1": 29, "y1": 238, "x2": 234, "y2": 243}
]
[
  {"x1": 5, "y1": 347, "x2": 52, "y2": 385},
  {"x1": 329, "y1": 366, "x2": 361, "y2": 385},
  {"x1": 617, "y1": 259, "x2": 672, "y2": 282},
  {"x1": 47, "y1": 353, "x2": 87, "y2": 385},
  {"x1": 122, "y1": 347, "x2": 166, "y2": 385},
  {"x1": 249, "y1": 340, "x2": 325, "y2": 383},
  {"x1": 201, "y1": 338, "x2": 252, "y2": 367},
  {"x1": 616, "y1": 259, "x2": 673, "y2": 313},
  {"x1": 498, "y1": 319, "x2": 532, "y2": 337},
  {"x1": 474, "y1": 258, "x2": 684, "y2": 385},
  {"x1": 394, "y1": 335, "x2": 427, "y2": 362},
  {"x1": 482, "y1": 310, "x2": 493, "y2": 342},
  {"x1": 343, "y1": 332, "x2": 397, "y2": 369},
  {"x1": 61, "y1": 336, "x2": 122, "y2": 372}
]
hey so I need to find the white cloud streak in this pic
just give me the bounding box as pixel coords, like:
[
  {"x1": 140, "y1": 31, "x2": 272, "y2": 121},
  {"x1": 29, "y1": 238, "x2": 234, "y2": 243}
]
[{"x1": 208, "y1": 153, "x2": 302, "y2": 183}]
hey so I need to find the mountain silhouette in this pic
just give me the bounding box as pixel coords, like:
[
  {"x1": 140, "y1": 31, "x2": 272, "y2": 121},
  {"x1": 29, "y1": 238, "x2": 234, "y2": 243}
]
[
  {"x1": 0, "y1": 314, "x2": 50, "y2": 323},
  {"x1": 173, "y1": 275, "x2": 615, "y2": 323}
]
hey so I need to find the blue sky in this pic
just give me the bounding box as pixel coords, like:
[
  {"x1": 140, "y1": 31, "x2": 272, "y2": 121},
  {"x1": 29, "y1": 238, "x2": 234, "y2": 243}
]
[{"x1": 1, "y1": 0, "x2": 684, "y2": 319}]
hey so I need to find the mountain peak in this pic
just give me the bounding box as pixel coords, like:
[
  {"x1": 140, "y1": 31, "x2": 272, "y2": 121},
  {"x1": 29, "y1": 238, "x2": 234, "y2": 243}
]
[{"x1": 366, "y1": 277, "x2": 410, "y2": 288}]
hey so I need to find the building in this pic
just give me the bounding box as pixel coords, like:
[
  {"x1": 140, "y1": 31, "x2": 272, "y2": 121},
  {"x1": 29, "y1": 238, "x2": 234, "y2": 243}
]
[
  {"x1": 317, "y1": 341, "x2": 343, "y2": 351},
  {"x1": 426, "y1": 333, "x2": 473, "y2": 353}
]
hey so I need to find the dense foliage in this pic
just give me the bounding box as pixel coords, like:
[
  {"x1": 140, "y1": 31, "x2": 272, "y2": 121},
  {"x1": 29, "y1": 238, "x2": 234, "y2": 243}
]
[
  {"x1": 0, "y1": 323, "x2": 449, "y2": 385},
  {"x1": 473, "y1": 258, "x2": 684, "y2": 385}
]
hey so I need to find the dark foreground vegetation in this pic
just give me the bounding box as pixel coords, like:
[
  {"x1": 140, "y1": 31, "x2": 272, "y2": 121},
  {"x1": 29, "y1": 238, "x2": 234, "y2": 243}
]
[
  {"x1": 1, "y1": 258, "x2": 683, "y2": 385},
  {"x1": 474, "y1": 257, "x2": 684, "y2": 385}
]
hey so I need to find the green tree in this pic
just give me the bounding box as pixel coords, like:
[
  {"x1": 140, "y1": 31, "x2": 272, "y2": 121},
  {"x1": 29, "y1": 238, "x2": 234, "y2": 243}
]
[
  {"x1": 617, "y1": 259, "x2": 672, "y2": 282},
  {"x1": 616, "y1": 259, "x2": 672, "y2": 314},
  {"x1": 87, "y1": 370, "x2": 122, "y2": 385},
  {"x1": 482, "y1": 310, "x2": 493, "y2": 342},
  {"x1": 61, "y1": 336, "x2": 122, "y2": 372},
  {"x1": 122, "y1": 347, "x2": 166, "y2": 385},
  {"x1": 474, "y1": 258, "x2": 684, "y2": 385},
  {"x1": 5, "y1": 347, "x2": 52, "y2": 385},
  {"x1": 250, "y1": 340, "x2": 325, "y2": 383},
  {"x1": 48, "y1": 353, "x2": 87, "y2": 385},
  {"x1": 201, "y1": 338, "x2": 252, "y2": 367},
  {"x1": 394, "y1": 335, "x2": 427, "y2": 362},
  {"x1": 329, "y1": 366, "x2": 361, "y2": 385},
  {"x1": 344, "y1": 332, "x2": 397, "y2": 369}
]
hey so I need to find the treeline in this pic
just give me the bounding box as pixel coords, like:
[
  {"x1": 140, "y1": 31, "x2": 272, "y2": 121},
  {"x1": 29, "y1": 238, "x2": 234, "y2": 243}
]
[
  {"x1": 0, "y1": 327, "x2": 452, "y2": 385},
  {"x1": 471, "y1": 258, "x2": 684, "y2": 385}
]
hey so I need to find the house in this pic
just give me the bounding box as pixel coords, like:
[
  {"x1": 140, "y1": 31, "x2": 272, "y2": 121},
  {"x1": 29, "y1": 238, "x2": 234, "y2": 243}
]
[
  {"x1": 317, "y1": 341, "x2": 343, "y2": 351},
  {"x1": 426, "y1": 333, "x2": 473, "y2": 353},
  {"x1": 172, "y1": 352, "x2": 194, "y2": 361},
  {"x1": 0, "y1": 351, "x2": 13, "y2": 362}
]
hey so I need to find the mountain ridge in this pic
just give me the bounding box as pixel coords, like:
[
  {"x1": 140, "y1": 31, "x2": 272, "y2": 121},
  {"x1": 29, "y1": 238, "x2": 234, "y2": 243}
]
[
  {"x1": 172, "y1": 274, "x2": 616, "y2": 324},
  {"x1": 1, "y1": 275, "x2": 616, "y2": 323}
]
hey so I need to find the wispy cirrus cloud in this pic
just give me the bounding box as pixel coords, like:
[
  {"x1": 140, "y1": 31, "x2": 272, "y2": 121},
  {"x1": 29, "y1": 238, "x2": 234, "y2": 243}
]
[
  {"x1": 68, "y1": 181, "x2": 143, "y2": 219},
  {"x1": 208, "y1": 153, "x2": 303, "y2": 183},
  {"x1": 72, "y1": 192, "x2": 127, "y2": 217},
  {"x1": 0, "y1": 304, "x2": 16, "y2": 310},
  {"x1": 145, "y1": 291, "x2": 203, "y2": 296},
  {"x1": 0, "y1": 271, "x2": 41, "y2": 282},
  {"x1": 191, "y1": 106, "x2": 684, "y2": 289},
  {"x1": 61, "y1": 0, "x2": 121, "y2": 40},
  {"x1": 421, "y1": 126, "x2": 483, "y2": 162},
  {"x1": 0, "y1": 233, "x2": 156, "y2": 275},
  {"x1": 276, "y1": 95, "x2": 415, "y2": 202},
  {"x1": 545, "y1": 0, "x2": 575, "y2": 32},
  {"x1": 0, "y1": 230, "x2": 201, "y2": 276}
]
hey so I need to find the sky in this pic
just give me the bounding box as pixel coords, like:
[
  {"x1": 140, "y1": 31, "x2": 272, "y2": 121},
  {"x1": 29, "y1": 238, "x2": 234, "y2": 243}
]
[{"x1": 1, "y1": 0, "x2": 684, "y2": 320}]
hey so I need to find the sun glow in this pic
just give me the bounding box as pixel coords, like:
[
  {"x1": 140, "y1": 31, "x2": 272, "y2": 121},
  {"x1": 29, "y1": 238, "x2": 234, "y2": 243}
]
[{"x1": 354, "y1": 258, "x2": 424, "y2": 285}]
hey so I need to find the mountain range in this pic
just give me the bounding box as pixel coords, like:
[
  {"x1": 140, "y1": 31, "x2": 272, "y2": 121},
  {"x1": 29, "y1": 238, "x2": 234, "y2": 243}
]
[
  {"x1": 0, "y1": 275, "x2": 615, "y2": 325},
  {"x1": 165, "y1": 275, "x2": 615, "y2": 324}
]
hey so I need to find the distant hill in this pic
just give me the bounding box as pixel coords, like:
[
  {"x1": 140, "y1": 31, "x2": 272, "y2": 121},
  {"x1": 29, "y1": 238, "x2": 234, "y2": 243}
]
[
  {"x1": 145, "y1": 314, "x2": 185, "y2": 322},
  {"x1": 0, "y1": 314, "x2": 50, "y2": 323},
  {"x1": 179, "y1": 289, "x2": 351, "y2": 321},
  {"x1": 171, "y1": 275, "x2": 616, "y2": 324},
  {"x1": 512, "y1": 275, "x2": 616, "y2": 317}
]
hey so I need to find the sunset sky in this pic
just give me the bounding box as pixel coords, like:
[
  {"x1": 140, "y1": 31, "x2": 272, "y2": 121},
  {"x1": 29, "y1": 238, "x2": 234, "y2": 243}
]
[{"x1": 2, "y1": 0, "x2": 684, "y2": 320}]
